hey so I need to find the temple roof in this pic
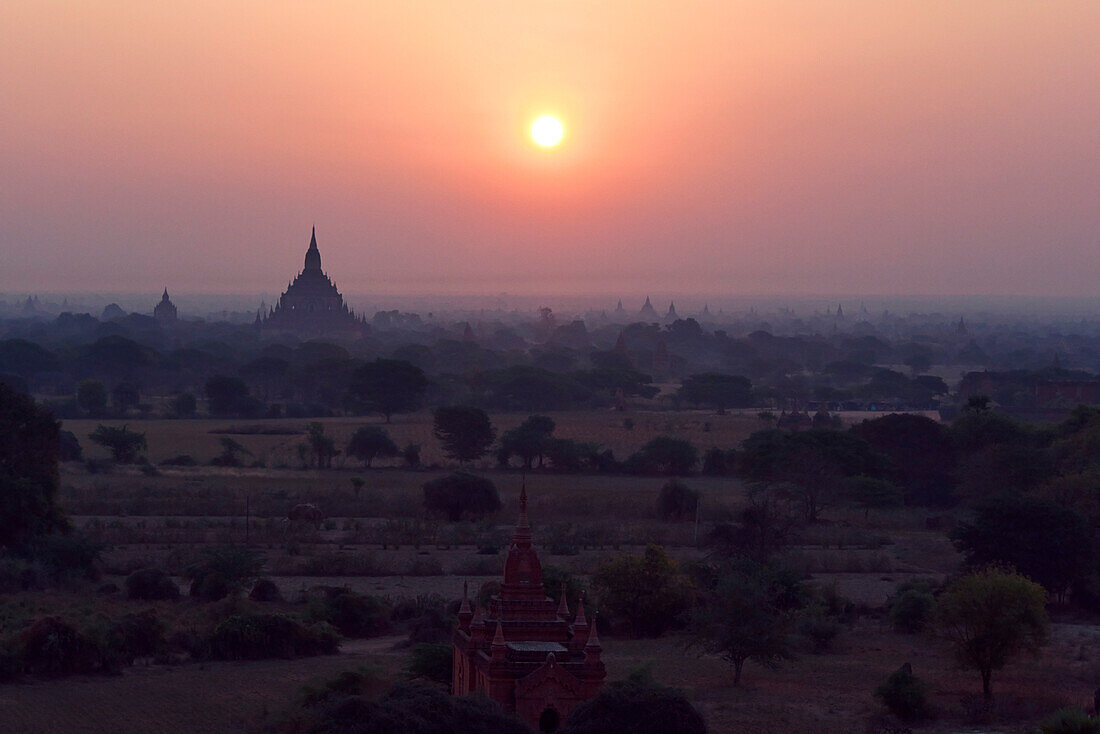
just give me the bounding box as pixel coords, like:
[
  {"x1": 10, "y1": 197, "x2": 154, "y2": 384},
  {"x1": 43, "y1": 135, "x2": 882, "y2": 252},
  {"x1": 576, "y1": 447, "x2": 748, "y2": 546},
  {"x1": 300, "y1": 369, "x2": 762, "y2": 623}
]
[{"x1": 304, "y1": 226, "x2": 321, "y2": 271}]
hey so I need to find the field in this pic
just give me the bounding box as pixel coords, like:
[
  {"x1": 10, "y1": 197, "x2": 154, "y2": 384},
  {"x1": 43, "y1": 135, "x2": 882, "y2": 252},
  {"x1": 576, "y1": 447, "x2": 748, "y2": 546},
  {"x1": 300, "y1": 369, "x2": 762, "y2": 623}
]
[{"x1": 0, "y1": 411, "x2": 1095, "y2": 732}]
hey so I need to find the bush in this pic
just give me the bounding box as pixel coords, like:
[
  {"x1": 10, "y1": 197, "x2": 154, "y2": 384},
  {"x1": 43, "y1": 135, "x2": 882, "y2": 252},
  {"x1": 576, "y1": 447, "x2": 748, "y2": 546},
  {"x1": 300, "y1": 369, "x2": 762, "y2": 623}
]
[
  {"x1": 249, "y1": 578, "x2": 283, "y2": 602},
  {"x1": 561, "y1": 673, "x2": 707, "y2": 734},
  {"x1": 159, "y1": 454, "x2": 198, "y2": 466},
  {"x1": 108, "y1": 609, "x2": 165, "y2": 663},
  {"x1": 701, "y1": 447, "x2": 733, "y2": 476},
  {"x1": 18, "y1": 617, "x2": 104, "y2": 676},
  {"x1": 307, "y1": 588, "x2": 390, "y2": 638},
  {"x1": 125, "y1": 568, "x2": 180, "y2": 600},
  {"x1": 190, "y1": 572, "x2": 230, "y2": 602},
  {"x1": 0, "y1": 556, "x2": 39, "y2": 593},
  {"x1": 209, "y1": 614, "x2": 339, "y2": 660},
  {"x1": 422, "y1": 472, "x2": 501, "y2": 522},
  {"x1": 889, "y1": 589, "x2": 935, "y2": 633},
  {"x1": 656, "y1": 480, "x2": 700, "y2": 521},
  {"x1": 626, "y1": 436, "x2": 698, "y2": 475},
  {"x1": 796, "y1": 605, "x2": 841, "y2": 653},
  {"x1": 591, "y1": 544, "x2": 692, "y2": 637},
  {"x1": 874, "y1": 663, "x2": 929, "y2": 720},
  {"x1": 407, "y1": 642, "x2": 452, "y2": 683},
  {"x1": 1039, "y1": 707, "x2": 1100, "y2": 734}
]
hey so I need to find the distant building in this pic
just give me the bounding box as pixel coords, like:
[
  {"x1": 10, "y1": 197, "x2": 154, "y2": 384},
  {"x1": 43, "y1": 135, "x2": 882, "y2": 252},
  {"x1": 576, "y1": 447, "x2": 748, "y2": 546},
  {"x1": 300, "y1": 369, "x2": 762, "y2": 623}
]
[
  {"x1": 638, "y1": 296, "x2": 659, "y2": 321},
  {"x1": 452, "y1": 486, "x2": 605, "y2": 730},
  {"x1": 153, "y1": 288, "x2": 178, "y2": 322},
  {"x1": 259, "y1": 228, "x2": 366, "y2": 336}
]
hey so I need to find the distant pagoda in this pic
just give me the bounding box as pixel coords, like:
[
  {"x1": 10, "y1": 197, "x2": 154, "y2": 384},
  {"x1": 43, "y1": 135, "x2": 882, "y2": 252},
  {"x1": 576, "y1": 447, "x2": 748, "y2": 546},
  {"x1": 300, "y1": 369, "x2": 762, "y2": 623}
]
[
  {"x1": 153, "y1": 288, "x2": 178, "y2": 322},
  {"x1": 260, "y1": 228, "x2": 366, "y2": 336}
]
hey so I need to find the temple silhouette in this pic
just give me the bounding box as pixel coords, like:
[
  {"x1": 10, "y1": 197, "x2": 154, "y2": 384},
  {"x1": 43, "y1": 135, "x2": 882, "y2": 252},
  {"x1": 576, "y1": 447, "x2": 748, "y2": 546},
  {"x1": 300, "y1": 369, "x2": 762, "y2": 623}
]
[
  {"x1": 258, "y1": 228, "x2": 366, "y2": 336},
  {"x1": 452, "y1": 484, "x2": 606, "y2": 731}
]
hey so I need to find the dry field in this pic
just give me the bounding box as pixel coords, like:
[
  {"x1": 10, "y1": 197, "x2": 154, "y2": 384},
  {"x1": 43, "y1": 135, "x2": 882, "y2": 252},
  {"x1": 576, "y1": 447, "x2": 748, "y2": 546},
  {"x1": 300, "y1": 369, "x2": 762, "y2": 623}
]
[{"x1": 0, "y1": 413, "x2": 1090, "y2": 732}]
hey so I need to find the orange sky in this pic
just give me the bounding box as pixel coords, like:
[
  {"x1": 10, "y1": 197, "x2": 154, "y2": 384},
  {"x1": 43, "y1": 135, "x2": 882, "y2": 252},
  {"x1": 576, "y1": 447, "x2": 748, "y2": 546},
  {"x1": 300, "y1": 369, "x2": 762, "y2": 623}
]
[{"x1": 1, "y1": 1, "x2": 1098, "y2": 297}]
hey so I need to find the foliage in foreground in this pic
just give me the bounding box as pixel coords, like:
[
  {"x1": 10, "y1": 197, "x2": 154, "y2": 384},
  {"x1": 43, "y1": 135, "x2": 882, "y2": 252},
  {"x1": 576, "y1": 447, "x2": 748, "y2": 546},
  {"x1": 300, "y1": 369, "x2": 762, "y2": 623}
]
[
  {"x1": 560, "y1": 669, "x2": 707, "y2": 734},
  {"x1": 936, "y1": 567, "x2": 1048, "y2": 699}
]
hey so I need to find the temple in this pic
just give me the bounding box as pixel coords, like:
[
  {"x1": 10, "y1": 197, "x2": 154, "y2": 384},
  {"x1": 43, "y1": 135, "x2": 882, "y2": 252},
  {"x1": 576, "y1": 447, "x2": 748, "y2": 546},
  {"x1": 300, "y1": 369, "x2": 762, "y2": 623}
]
[
  {"x1": 153, "y1": 288, "x2": 178, "y2": 322},
  {"x1": 452, "y1": 485, "x2": 606, "y2": 732},
  {"x1": 259, "y1": 228, "x2": 367, "y2": 336}
]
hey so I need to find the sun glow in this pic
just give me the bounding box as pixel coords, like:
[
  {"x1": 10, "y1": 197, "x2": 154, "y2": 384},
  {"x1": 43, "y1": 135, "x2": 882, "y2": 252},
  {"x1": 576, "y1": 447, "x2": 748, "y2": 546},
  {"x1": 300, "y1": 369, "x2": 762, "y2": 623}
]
[{"x1": 531, "y1": 115, "x2": 564, "y2": 147}]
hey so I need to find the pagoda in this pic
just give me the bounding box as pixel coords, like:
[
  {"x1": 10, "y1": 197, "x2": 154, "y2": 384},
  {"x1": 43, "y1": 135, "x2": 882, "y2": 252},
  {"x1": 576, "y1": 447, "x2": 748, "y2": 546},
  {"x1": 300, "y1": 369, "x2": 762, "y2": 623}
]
[
  {"x1": 260, "y1": 228, "x2": 367, "y2": 336},
  {"x1": 153, "y1": 288, "x2": 178, "y2": 322},
  {"x1": 452, "y1": 484, "x2": 606, "y2": 731}
]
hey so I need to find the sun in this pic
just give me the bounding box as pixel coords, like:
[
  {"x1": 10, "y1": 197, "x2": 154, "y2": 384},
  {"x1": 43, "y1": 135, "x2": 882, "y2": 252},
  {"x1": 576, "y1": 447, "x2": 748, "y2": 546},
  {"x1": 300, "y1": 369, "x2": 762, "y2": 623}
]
[{"x1": 531, "y1": 115, "x2": 564, "y2": 147}]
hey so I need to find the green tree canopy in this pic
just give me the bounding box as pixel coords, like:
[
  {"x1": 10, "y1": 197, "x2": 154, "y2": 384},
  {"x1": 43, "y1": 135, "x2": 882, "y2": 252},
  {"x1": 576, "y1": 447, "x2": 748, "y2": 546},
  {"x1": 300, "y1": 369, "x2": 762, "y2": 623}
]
[
  {"x1": 688, "y1": 559, "x2": 805, "y2": 685},
  {"x1": 422, "y1": 472, "x2": 500, "y2": 522},
  {"x1": 433, "y1": 406, "x2": 496, "y2": 464},
  {"x1": 679, "y1": 372, "x2": 752, "y2": 412},
  {"x1": 950, "y1": 495, "x2": 1095, "y2": 602},
  {"x1": 88, "y1": 424, "x2": 147, "y2": 463},
  {"x1": 347, "y1": 359, "x2": 428, "y2": 422},
  {"x1": 936, "y1": 567, "x2": 1048, "y2": 698},
  {"x1": 498, "y1": 414, "x2": 556, "y2": 469},
  {"x1": 561, "y1": 671, "x2": 707, "y2": 734},
  {"x1": 346, "y1": 426, "x2": 400, "y2": 468},
  {"x1": 0, "y1": 383, "x2": 69, "y2": 550},
  {"x1": 591, "y1": 544, "x2": 692, "y2": 638}
]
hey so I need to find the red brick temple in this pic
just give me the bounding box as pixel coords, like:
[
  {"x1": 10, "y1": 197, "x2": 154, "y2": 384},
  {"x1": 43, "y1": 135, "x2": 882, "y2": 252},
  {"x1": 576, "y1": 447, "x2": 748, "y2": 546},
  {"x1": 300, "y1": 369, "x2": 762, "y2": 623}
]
[{"x1": 452, "y1": 485, "x2": 606, "y2": 732}]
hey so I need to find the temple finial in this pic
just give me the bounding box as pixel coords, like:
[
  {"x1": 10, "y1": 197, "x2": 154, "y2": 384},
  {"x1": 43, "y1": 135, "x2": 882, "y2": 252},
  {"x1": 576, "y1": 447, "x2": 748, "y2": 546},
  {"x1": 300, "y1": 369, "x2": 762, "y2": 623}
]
[{"x1": 557, "y1": 583, "x2": 570, "y2": 618}]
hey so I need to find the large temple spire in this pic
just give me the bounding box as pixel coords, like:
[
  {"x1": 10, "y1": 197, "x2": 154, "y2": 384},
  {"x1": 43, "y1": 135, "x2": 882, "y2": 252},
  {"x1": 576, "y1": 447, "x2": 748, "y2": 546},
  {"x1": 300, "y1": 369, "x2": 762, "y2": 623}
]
[{"x1": 304, "y1": 226, "x2": 321, "y2": 271}]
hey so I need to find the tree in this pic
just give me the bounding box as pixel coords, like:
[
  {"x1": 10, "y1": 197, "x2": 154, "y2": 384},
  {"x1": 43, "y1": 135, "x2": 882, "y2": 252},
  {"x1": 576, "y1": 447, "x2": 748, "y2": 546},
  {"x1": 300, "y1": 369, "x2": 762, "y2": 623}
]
[
  {"x1": 168, "y1": 392, "x2": 197, "y2": 418},
  {"x1": 498, "y1": 414, "x2": 556, "y2": 469},
  {"x1": 679, "y1": 373, "x2": 752, "y2": 413},
  {"x1": 211, "y1": 437, "x2": 252, "y2": 467},
  {"x1": 626, "y1": 436, "x2": 698, "y2": 475},
  {"x1": 111, "y1": 382, "x2": 140, "y2": 414},
  {"x1": 656, "y1": 480, "x2": 699, "y2": 521},
  {"x1": 422, "y1": 472, "x2": 501, "y2": 522},
  {"x1": 688, "y1": 560, "x2": 802, "y2": 685},
  {"x1": 950, "y1": 495, "x2": 1094, "y2": 602},
  {"x1": 739, "y1": 429, "x2": 887, "y2": 522},
  {"x1": 936, "y1": 567, "x2": 1048, "y2": 699},
  {"x1": 306, "y1": 422, "x2": 337, "y2": 469},
  {"x1": 850, "y1": 414, "x2": 956, "y2": 506},
  {"x1": 88, "y1": 424, "x2": 147, "y2": 463},
  {"x1": 0, "y1": 382, "x2": 68, "y2": 549},
  {"x1": 433, "y1": 406, "x2": 495, "y2": 465},
  {"x1": 347, "y1": 359, "x2": 428, "y2": 422},
  {"x1": 205, "y1": 375, "x2": 251, "y2": 417},
  {"x1": 346, "y1": 426, "x2": 400, "y2": 468},
  {"x1": 561, "y1": 671, "x2": 707, "y2": 734},
  {"x1": 591, "y1": 544, "x2": 692, "y2": 637},
  {"x1": 76, "y1": 379, "x2": 108, "y2": 417}
]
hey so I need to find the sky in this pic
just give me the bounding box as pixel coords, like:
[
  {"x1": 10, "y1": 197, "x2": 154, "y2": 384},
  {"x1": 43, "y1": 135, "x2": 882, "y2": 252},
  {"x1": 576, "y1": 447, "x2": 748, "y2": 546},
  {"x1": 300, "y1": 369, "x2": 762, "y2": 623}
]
[{"x1": 1, "y1": 1, "x2": 1098, "y2": 298}]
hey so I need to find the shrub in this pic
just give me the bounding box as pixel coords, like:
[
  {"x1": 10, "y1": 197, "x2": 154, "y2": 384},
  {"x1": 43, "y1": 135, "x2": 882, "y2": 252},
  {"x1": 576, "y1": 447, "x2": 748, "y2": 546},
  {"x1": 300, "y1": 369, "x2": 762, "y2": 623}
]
[
  {"x1": 307, "y1": 588, "x2": 390, "y2": 638},
  {"x1": 159, "y1": 454, "x2": 197, "y2": 466},
  {"x1": 591, "y1": 544, "x2": 692, "y2": 637},
  {"x1": 18, "y1": 617, "x2": 104, "y2": 676},
  {"x1": 209, "y1": 614, "x2": 339, "y2": 660},
  {"x1": 108, "y1": 609, "x2": 165, "y2": 663},
  {"x1": 701, "y1": 447, "x2": 733, "y2": 476},
  {"x1": 0, "y1": 556, "x2": 38, "y2": 593},
  {"x1": 249, "y1": 578, "x2": 283, "y2": 602},
  {"x1": 874, "y1": 663, "x2": 929, "y2": 720},
  {"x1": 125, "y1": 568, "x2": 180, "y2": 600},
  {"x1": 656, "y1": 480, "x2": 700, "y2": 521},
  {"x1": 422, "y1": 472, "x2": 501, "y2": 522},
  {"x1": 190, "y1": 572, "x2": 230, "y2": 602},
  {"x1": 561, "y1": 673, "x2": 707, "y2": 734},
  {"x1": 1039, "y1": 707, "x2": 1100, "y2": 734},
  {"x1": 407, "y1": 642, "x2": 452, "y2": 683},
  {"x1": 889, "y1": 589, "x2": 935, "y2": 633},
  {"x1": 796, "y1": 605, "x2": 841, "y2": 653},
  {"x1": 626, "y1": 436, "x2": 698, "y2": 475}
]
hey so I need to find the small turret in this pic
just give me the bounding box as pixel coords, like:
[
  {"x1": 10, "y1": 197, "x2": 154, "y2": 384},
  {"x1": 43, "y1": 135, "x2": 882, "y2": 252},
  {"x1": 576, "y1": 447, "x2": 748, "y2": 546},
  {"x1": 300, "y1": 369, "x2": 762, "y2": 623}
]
[
  {"x1": 584, "y1": 617, "x2": 602, "y2": 666},
  {"x1": 556, "y1": 583, "x2": 570, "y2": 619},
  {"x1": 458, "y1": 580, "x2": 473, "y2": 632},
  {"x1": 491, "y1": 621, "x2": 507, "y2": 662}
]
